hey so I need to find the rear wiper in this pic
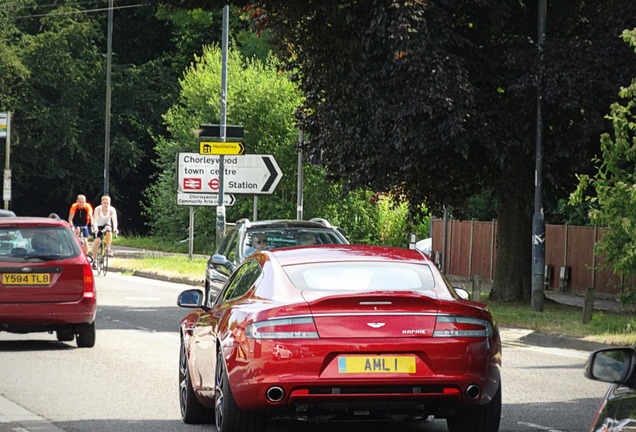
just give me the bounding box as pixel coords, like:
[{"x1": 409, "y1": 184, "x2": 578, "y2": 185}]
[{"x1": 24, "y1": 254, "x2": 62, "y2": 260}]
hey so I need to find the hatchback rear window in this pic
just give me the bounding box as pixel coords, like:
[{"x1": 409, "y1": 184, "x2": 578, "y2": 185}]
[
  {"x1": 0, "y1": 227, "x2": 79, "y2": 260},
  {"x1": 283, "y1": 262, "x2": 436, "y2": 292}
]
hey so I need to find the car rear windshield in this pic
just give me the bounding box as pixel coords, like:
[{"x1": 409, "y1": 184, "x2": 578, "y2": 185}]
[
  {"x1": 283, "y1": 262, "x2": 436, "y2": 292},
  {"x1": 245, "y1": 228, "x2": 345, "y2": 250},
  {"x1": 0, "y1": 226, "x2": 79, "y2": 260}
]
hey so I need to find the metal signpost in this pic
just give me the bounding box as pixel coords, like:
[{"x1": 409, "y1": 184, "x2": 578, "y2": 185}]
[{"x1": 216, "y1": 5, "x2": 230, "y2": 248}]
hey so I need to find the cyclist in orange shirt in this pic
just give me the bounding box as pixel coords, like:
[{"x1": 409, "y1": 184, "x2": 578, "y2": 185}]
[{"x1": 68, "y1": 194, "x2": 93, "y2": 256}]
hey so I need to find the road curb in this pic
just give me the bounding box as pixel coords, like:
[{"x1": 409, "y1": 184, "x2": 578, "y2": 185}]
[
  {"x1": 0, "y1": 395, "x2": 66, "y2": 432},
  {"x1": 108, "y1": 249, "x2": 619, "y2": 352},
  {"x1": 107, "y1": 265, "x2": 204, "y2": 287}
]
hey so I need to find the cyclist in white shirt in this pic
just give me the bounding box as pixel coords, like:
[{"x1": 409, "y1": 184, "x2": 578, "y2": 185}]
[{"x1": 91, "y1": 195, "x2": 119, "y2": 268}]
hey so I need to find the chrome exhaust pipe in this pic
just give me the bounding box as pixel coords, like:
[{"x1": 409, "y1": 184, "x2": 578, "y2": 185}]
[
  {"x1": 266, "y1": 386, "x2": 285, "y2": 403},
  {"x1": 465, "y1": 384, "x2": 481, "y2": 400}
]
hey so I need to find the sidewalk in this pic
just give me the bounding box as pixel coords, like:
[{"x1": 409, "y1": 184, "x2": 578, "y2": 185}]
[
  {"x1": 0, "y1": 397, "x2": 65, "y2": 432},
  {"x1": 448, "y1": 276, "x2": 636, "y2": 314}
]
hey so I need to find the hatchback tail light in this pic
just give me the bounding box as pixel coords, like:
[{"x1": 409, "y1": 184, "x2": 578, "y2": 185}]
[
  {"x1": 82, "y1": 263, "x2": 96, "y2": 298},
  {"x1": 433, "y1": 315, "x2": 492, "y2": 338},
  {"x1": 246, "y1": 317, "x2": 319, "y2": 339}
]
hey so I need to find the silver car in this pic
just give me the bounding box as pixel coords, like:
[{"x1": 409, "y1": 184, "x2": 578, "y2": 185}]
[{"x1": 205, "y1": 218, "x2": 349, "y2": 298}]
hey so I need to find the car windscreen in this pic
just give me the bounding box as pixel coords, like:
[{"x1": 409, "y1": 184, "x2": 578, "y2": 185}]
[
  {"x1": 0, "y1": 226, "x2": 80, "y2": 260},
  {"x1": 283, "y1": 262, "x2": 436, "y2": 292},
  {"x1": 245, "y1": 228, "x2": 346, "y2": 250}
]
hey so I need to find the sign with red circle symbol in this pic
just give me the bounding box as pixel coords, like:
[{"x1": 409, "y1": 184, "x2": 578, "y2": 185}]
[{"x1": 208, "y1": 178, "x2": 220, "y2": 191}]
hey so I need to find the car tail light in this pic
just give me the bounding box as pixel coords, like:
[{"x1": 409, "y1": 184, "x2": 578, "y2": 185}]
[
  {"x1": 433, "y1": 315, "x2": 492, "y2": 338},
  {"x1": 82, "y1": 263, "x2": 96, "y2": 298},
  {"x1": 246, "y1": 317, "x2": 319, "y2": 339}
]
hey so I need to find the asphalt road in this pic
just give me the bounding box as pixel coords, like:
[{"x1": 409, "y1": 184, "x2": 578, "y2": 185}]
[{"x1": 0, "y1": 272, "x2": 611, "y2": 432}]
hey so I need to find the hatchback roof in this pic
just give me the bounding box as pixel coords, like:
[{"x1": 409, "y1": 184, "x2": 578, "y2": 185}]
[{"x1": 0, "y1": 216, "x2": 68, "y2": 226}]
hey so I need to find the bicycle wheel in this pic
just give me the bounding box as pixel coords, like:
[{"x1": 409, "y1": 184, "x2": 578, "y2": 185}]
[
  {"x1": 102, "y1": 249, "x2": 109, "y2": 276},
  {"x1": 96, "y1": 243, "x2": 105, "y2": 276}
]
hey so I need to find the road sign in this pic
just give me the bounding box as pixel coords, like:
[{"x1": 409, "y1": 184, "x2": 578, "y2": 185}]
[
  {"x1": 0, "y1": 113, "x2": 7, "y2": 139},
  {"x1": 3, "y1": 169, "x2": 10, "y2": 202},
  {"x1": 198, "y1": 124, "x2": 244, "y2": 140},
  {"x1": 199, "y1": 141, "x2": 245, "y2": 155},
  {"x1": 177, "y1": 193, "x2": 235, "y2": 206},
  {"x1": 177, "y1": 153, "x2": 283, "y2": 195}
]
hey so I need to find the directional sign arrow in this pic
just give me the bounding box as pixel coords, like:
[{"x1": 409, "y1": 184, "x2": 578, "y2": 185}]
[
  {"x1": 177, "y1": 153, "x2": 283, "y2": 195},
  {"x1": 261, "y1": 156, "x2": 279, "y2": 193}
]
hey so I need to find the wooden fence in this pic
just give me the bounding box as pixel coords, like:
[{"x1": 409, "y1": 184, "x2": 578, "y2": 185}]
[{"x1": 430, "y1": 219, "x2": 629, "y2": 297}]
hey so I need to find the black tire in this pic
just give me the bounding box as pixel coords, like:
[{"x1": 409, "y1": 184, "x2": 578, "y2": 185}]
[
  {"x1": 215, "y1": 351, "x2": 266, "y2": 432},
  {"x1": 179, "y1": 339, "x2": 214, "y2": 424},
  {"x1": 76, "y1": 322, "x2": 96, "y2": 348},
  {"x1": 96, "y1": 253, "x2": 104, "y2": 276},
  {"x1": 447, "y1": 385, "x2": 502, "y2": 432},
  {"x1": 56, "y1": 329, "x2": 75, "y2": 342},
  {"x1": 102, "y1": 252, "x2": 109, "y2": 276}
]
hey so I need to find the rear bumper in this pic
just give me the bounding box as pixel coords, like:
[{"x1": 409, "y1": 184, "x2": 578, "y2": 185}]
[
  {"x1": 0, "y1": 295, "x2": 96, "y2": 331},
  {"x1": 226, "y1": 336, "x2": 501, "y2": 415}
]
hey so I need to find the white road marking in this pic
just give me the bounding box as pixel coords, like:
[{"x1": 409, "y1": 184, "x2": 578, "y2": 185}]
[{"x1": 124, "y1": 296, "x2": 161, "y2": 301}]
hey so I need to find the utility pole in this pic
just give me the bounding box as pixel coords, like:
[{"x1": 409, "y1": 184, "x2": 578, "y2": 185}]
[
  {"x1": 103, "y1": 0, "x2": 113, "y2": 195},
  {"x1": 531, "y1": 0, "x2": 547, "y2": 312}
]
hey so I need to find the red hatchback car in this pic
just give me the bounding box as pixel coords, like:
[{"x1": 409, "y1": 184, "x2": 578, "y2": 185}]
[
  {"x1": 177, "y1": 245, "x2": 502, "y2": 432},
  {"x1": 0, "y1": 217, "x2": 96, "y2": 348}
]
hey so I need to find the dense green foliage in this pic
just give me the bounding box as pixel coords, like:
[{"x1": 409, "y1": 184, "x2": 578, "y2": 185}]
[
  {"x1": 144, "y1": 45, "x2": 429, "y2": 249},
  {"x1": 571, "y1": 29, "x2": 636, "y2": 300},
  {"x1": 165, "y1": 0, "x2": 636, "y2": 302},
  {"x1": 0, "y1": 1, "x2": 183, "y2": 229},
  {"x1": 2, "y1": 1, "x2": 635, "y2": 304}
]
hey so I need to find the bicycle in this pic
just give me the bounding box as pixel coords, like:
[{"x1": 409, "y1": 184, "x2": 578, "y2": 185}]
[
  {"x1": 94, "y1": 239, "x2": 109, "y2": 276},
  {"x1": 73, "y1": 226, "x2": 91, "y2": 260}
]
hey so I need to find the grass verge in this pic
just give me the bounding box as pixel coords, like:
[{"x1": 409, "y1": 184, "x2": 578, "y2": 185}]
[
  {"x1": 487, "y1": 300, "x2": 636, "y2": 346},
  {"x1": 112, "y1": 236, "x2": 636, "y2": 346}
]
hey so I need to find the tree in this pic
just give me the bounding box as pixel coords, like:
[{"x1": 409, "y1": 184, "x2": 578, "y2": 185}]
[
  {"x1": 9, "y1": 4, "x2": 104, "y2": 215},
  {"x1": 143, "y1": 46, "x2": 306, "y2": 243},
  {"x1": 0, "y1": 0, "x2": 30, "y2": 110},
  {"x1": 0, "y1": 1, "x2": 191, "y2": 228},
  {"x1": 571, "y1": 29, "x2": 636, "y2": 293},
  {"x1": 168, "y1": 1, "x2": 636, "y2": 302}
]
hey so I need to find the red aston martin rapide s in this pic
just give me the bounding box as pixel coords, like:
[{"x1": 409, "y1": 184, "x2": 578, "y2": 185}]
[{"x1": 178, "y1": 244, "x2": 501, "y2": 432}]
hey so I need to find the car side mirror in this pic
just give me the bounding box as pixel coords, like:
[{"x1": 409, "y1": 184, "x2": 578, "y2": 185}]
[
  {"x1": 177, "y1": 289, "x2": 203, "y2": 308},
  {"x1": 585, "y1": 347, "x2": 636, "y2": 388},
  {"x1": 211, "y1": 254, "x2": 237, "y2": 272}
]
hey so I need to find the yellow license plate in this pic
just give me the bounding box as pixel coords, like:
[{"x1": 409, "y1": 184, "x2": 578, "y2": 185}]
[
  {"x1": 338, "y1": 355, "x2": 416, "y2": 374},
  {"x1": 2, "y1": 273, "x2": 50, "y2": 286}
]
